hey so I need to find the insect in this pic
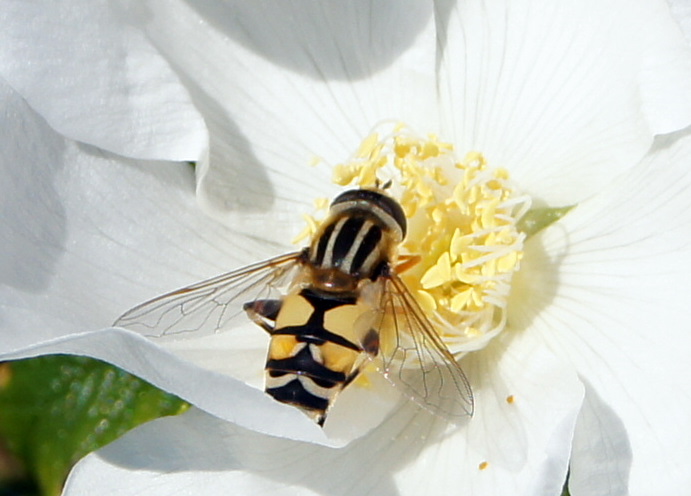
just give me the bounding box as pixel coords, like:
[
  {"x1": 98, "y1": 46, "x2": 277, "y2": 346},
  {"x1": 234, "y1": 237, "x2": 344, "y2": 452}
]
[{"x1": 115, "y1": 188, "x2": 474, "y2": 426}]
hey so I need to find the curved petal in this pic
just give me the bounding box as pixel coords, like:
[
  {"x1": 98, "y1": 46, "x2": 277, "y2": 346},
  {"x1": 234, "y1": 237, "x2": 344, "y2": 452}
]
[
  {"x1": 0, "y1": 76, "x2": 386, "y2": 446},
  {"x1": 437, "y1": 0, "x2": 691, "y2": 205},
  {"x1": 129, "y1": 0, "x2": 438, "y2": 226},
  {"x1": 510, "y1": 130, "x2": 691, "y2": 494},
  {"x1": 669, "y1": 0, "x2": 691, "y2": 46},
  {"x1": 61, "y1": 325, "x2": 583, "y2": 496},
  {"x1": 0, "y1": 329, "x2": 326, "y2": 445},
  {"x1": 0, "y1": 75, "x2": 285, "y2": 351},
  {"x1": 568, "y1": 380, "x2": 632, "y2": 496},
  {"x1": 0, "y1": 0, "x2": 207, "y2": 161}
]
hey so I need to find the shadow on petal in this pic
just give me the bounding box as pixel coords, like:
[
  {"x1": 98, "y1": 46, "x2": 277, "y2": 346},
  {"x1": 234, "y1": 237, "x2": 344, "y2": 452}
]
[
  {"x1": 1, "y1": 83, "x2": 68, "y2": 292},
  {"x1": 182, "y1": 0, "x2": 434, "y2": 81},
  {"x1": 70, "y1": 404, "x2": 459, "y2": 496},
  {"x1": 176, "y1": 71, "x2": 276, "y2": 215},
  {"x1": 569, "y1": 379, "x2": 632, "y2": 495},
  {"x1": 507, "y1": 219, "x2": 572, "y2": 335}
]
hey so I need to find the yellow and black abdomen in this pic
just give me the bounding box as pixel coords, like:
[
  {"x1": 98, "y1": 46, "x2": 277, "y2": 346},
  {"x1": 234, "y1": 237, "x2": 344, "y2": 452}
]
[
  {"x1": 255, "y1": 188, "x2": 405, "y2": 424},
  {"x1": 264, "y1": 286, "x2": 378, "y2": 425}
]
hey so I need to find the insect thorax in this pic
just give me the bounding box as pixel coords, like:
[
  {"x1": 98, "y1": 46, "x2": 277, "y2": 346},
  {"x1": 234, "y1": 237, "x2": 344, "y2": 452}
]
[{"x1": 308, "y1": 209, "x2": 400, "y2": 287}]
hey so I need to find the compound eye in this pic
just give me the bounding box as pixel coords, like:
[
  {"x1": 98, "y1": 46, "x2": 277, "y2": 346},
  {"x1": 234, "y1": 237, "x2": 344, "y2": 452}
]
[{"x1": 331, "y1": 189, "x2": 407, "y2": 239}]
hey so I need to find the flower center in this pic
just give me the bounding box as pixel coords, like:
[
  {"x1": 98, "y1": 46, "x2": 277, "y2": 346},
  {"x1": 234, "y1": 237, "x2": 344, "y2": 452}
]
[{"x1": 298, "y1": 123, "x2": 530, "y2": 355}]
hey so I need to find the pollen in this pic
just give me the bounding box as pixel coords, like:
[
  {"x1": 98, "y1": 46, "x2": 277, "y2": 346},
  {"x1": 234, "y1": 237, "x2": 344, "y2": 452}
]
[
  {"x1": 330, "y1": 123, "x2": 530, "y2": 355},
  {"x1": 291, "y1": 214, "x2": 320, "y2": 244},
  {"x1": 479, "y1": 461, "x2": 489, "y2": 470}
]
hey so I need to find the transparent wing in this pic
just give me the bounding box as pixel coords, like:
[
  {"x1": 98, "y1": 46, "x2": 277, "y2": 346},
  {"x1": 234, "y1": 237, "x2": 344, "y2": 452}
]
[
  {"x1": 375, "y1": 273, "x2": 474, "y2": 419},
  {"x1": 114, "y1": 252, "x2": 303, "y2": 339}
]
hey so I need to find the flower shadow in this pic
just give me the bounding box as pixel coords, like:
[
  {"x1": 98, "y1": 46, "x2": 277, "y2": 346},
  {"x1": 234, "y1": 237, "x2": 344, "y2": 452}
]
[
  {"x1": 569, "y1": 379, "x2": 632, "y2": 494},
  {"x1": 1, "y1": 87, "x2": 68, "y2": 293},
  {"x1": 181, "y1": 0, "x2": 435, "y2": 82},
  {"x1": 173, "y1": 70, "x2": 277, "y2": 214},
  {"x1": 85, "y1": 402, "x2": 462, "y2": 496},
  {"x1": 507, "y1": 216, "x2": 571, "y2": 337}
]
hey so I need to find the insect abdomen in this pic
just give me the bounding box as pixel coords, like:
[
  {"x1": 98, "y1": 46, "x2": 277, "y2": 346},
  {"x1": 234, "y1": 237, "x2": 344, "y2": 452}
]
[
  {"x1": 264, "y1": 288, "x2": 376, "y2": 424},
  {"x1": 265, "y1": 337, "x2": 358, "y2": 425}
]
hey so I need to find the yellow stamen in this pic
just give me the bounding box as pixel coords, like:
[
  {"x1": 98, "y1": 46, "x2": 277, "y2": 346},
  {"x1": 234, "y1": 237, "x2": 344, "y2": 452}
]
[{"x1": 301, "y1": 123, "x2": 530, "y2": 355}]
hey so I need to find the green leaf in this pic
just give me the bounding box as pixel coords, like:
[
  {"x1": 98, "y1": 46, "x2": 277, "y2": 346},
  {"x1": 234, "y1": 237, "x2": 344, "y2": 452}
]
[
  {"x1": 518, "y1": 205, "x2": 575, "y2": 238},
  {"x1": 0, "y1": 355, "x2": 188, "y2": 496}
]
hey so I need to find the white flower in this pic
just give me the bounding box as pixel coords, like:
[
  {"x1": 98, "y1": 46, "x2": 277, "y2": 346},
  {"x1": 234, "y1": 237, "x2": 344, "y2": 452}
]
[{"x1": 2, "y1": 0, "x2": 691, "y2": 495}]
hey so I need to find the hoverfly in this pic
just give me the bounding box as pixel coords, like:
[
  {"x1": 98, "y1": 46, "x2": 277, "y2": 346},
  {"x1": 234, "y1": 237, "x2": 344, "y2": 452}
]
[{"x1": 115, "y1": 188, "x2": 474, "y2": 426}]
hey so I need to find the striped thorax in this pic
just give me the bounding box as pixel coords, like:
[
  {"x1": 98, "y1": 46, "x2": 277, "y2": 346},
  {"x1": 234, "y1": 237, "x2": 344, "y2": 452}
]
[{"x1": 307, "y1": 188, "x2": 406, "y2": 288}]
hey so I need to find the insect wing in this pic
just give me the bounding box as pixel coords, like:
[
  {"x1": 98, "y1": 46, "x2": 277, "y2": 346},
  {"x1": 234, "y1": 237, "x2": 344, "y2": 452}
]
[
  {"x1": 114, "y1": 252, "x2": 303, "y2": 339},
  {"x1": 376, "y1": 274, "x2": 474, "y2": 419}
]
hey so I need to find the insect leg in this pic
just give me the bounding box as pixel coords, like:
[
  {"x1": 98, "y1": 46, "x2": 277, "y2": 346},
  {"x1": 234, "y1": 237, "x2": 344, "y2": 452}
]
[
  {"x1": 394, "y1": 254, "x2": 421, "y2": 274},
  {"x1": 243, "y1": 299, "x2": 283, "y2": 334}
]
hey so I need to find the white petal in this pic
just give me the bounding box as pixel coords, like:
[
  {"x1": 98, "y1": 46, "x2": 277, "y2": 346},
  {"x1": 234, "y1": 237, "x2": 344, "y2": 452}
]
[
  {"x1": 568, "y1": 380, "x2": 631, "y2": 496},
  {"x1": 510, "y1": 130, "x2": 691, "y2": 494},
  {"x1": 61, "y1": 325, "x2": 583, "y2": 496},
  {"x1": 0, "y1": 76, "x2": 284, "y2": 350},
  {"x1": 0, "y1": 0, "x2": 207, "y2": 161},
  {"x1": 62, "y1": 409, "x2": 328, "y2": 496},
  {"x1": 438, "y1": 0, "x2": 691, "y2": 205},
  {"x1": 430, "y1": 330, "x2": 583, "y2": 496},
  {"x1": 131, "y1": 0, "x2": 438, "y2": 224},
  {"x1": 0, "y1": 76, "x2": 326, "y2": 440},
  {"x1": 0, "y1": 78, "x2": 370, "y2": 445},
  {"x1": 669, "y1": 0, "x2": 691, "y2": 45}
]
